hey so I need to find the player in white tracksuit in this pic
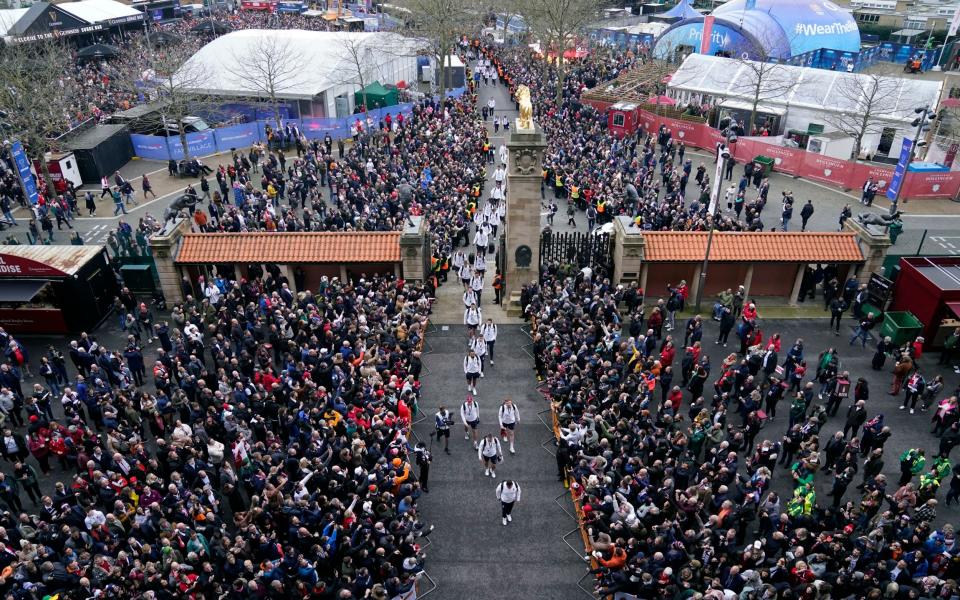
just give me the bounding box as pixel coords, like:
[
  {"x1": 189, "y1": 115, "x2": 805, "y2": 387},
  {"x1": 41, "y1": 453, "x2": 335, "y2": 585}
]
[
  {"x1": 469, "y1": 334, "x2": 486, "y2": 377},
  {"x1": 480, "y1": 319, "x2": 497, "y2": 365},
  {"x1": 464, "y1": 350, "x2": 482, "y2": 395},
  {"x1": 460, "y1": 394, "x2": 480, "y2": 447},
  {"x1": 496, "y1": 480, "x2": 521, "y2": 525},
  {"x1": 477, "y1": 433, "x2": 502, "y2": 478},
  {"x1": 498, "y1": 398, "x2": 520, "y2": 454}
]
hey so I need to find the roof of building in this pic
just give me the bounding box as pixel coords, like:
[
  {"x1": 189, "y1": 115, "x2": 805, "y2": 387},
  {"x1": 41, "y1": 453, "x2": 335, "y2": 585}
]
[
  {"x1": 0, "y1": 245, "x2": 105, "y2": 276},
  {"x1": 668, "y1": 54, "x2": 942, "y2": 124},
  {"x1": 0, "y1": 8, "x2": 29, "y2": 36},
  {"x1": 176, "y1": 29, "x2": 426, "y2": 99},
  {"x1": 641, "y1": 231, "x2": 864, "y2": 262},
  {"x1": 58, "y1": 0, "x2": 141, "y2": 23},
  {"x1": 175, "y1": 232, "x2": 402, "y2": 264}
]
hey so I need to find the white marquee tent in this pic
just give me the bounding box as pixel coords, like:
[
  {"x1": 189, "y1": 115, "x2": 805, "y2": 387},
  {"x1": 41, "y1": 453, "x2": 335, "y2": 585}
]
[
  {"x1": 177, "y1": 29, "x2": 426, "y2": 118},
  {"x1": 668, "y1": 54, "x2": 943, "y2": 158}
]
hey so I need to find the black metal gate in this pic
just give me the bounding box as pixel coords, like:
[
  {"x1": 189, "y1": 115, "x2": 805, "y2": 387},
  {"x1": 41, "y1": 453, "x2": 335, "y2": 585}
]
[{"x1": 539, "y1": 230, "x2": 613, "y2": 274}]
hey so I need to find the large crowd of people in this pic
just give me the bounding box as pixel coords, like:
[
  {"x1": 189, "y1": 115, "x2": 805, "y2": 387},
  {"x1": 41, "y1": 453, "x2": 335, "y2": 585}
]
[{"x1": 0, "y1": 270, "x2": 435, "y2": 599}]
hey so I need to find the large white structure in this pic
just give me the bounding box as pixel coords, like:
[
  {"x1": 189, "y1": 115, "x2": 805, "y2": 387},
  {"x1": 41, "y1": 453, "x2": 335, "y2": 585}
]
[
  {"x1": 177, "y1": 29, "x2": 426, "y2": 118},
  {"x1": 668, "y1": 54, "x2": 943, "y2": 160}
]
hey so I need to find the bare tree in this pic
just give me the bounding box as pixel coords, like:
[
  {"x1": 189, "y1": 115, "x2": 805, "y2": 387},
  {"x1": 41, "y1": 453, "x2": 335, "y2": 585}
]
[
  {"x1": 224, "y1": 35, "x2": 304, "y2": 129},
  {"x1": 525, "y1": 0, "x2": 603, "y2": 105},
  {"x1": 0, "y1": 40, "x2": 77, "y2": 194},
  {"x1": 400, "y1": 0, "x2": 473, "y2": 101},
  {"x1": 822, "y1": 73, "x2": 902, "y2": 160},
  {"x1": 117, "y1": 43, "x2": 220, "y2": 162},
  {"x1": 733, "y1": 53, "x2": 797, "y2": 136}
]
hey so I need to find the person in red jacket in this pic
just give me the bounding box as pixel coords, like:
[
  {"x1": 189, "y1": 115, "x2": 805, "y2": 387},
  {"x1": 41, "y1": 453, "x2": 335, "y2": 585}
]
[{"x1": 660, "y1": 340, "x2": 676, "y2": 367}]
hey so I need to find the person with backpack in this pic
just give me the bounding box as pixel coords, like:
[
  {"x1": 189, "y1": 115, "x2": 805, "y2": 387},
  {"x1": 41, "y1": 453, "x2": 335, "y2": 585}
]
[
  {"x1": 460, "y1": 394, "x2": 480, "y2": 447},
  {"x1": 498, "y1": 398, "x2": 519, "y2": 455},
  {"x1": 495, "y1": 479, "x2": 521, "y2": 526},
  {"x1": 477, "y1": 432, "x2": 502, "y2": 478}
]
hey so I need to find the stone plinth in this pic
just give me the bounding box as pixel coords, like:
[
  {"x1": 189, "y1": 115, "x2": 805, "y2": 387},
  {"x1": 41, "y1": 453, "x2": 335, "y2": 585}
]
[
  {"x1": 148, "y1": 217, "x2": 191, "y2": 304},
  {"x1": 613, "y1": 216, "x2": 645, "y2": 285},
  {"x1": 399, "y1": 215, "x2": 428, "y2": 283},
  {"x1": 505, "y1": 126, "x2": 547, "y2": 302},
  {"x1": 844, "y1": 219, "x2": 891, "y2": 283}
]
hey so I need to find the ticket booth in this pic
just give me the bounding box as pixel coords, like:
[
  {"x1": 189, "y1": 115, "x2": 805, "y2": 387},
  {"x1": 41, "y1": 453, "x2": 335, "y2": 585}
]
[{"x1": 608, "y1": 102, "x2": 639, "y2": 138}]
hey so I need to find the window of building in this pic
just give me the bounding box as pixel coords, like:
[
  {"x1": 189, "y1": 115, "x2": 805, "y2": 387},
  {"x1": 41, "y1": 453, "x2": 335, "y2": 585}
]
[
  {"x1": 857, "y1": 13, "x2": 880, "y2": 22},
  {"x1": 612, "y1": 113, "x2": 625, "y2": 127}
]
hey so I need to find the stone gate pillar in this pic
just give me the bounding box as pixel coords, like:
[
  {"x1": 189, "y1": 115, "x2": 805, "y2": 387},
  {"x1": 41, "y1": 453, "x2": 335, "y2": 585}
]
[
  {"x1": 505, "y1": 125, "x2": 547, "y2": 307},
  {"x1": 844, "y1": 219, "x2": 891, "y2": 282},
  {"x1": 399, "y1": 215, "x2": 428, "y2": 283},
  {"x1": 148, "y1": 217, "x2": 191, "y2": 304}
]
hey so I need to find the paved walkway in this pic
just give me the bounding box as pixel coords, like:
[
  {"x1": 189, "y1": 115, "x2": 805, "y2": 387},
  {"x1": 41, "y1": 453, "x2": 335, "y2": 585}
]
[
  {"x1": 430, "y1": 73, "x2": 523, "y2": 325},
  {"x1": 413, "y1": 324, "x2": 586, "y2": 600}
]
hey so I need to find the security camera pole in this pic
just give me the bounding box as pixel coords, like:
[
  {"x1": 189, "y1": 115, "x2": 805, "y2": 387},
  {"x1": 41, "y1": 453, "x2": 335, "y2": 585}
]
[{"x1": 694, "y1": 142, "x2": 731, "y2": 313}]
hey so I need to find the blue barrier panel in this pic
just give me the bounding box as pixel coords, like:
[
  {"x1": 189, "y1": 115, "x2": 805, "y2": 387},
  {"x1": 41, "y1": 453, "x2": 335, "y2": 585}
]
[
  {"x1": 214, "y1": 123, "x2": 259, "y2": 153},
  {"x1": 300, "y1": 117, "x2": 348, "y2": 140},
  {"x1": 167, "y1": 130, "x2": 216, "y2": 161},
  {"x1": 130, "y1": 134, "x2": 172, "y2": 161}
]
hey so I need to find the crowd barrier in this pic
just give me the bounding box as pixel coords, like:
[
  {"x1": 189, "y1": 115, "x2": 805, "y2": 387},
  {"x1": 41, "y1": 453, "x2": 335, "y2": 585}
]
[
  {"x1": 130, "y1": 103, "x2": 417, "y2": 161},
  {"x1": 620, "y1": 107, "x2": 960, "y2": 201}
]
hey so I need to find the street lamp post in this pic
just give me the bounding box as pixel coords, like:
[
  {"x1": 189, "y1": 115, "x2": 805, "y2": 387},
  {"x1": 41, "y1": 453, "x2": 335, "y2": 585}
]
[{"x1": 694, "y1": 143, "x2": 731, "y2": 313}]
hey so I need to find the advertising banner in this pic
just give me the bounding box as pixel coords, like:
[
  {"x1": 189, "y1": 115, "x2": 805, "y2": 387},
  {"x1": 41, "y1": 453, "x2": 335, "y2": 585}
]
[
  {"x1": 800, "y1": 152, "x2": 857, "y2": 187},
  {"x1": 0, "y1": 309, "x2": 67, "y2": 334},
  {"x1": 636, "y1": 110, "x2": 659, "y2": 135},
  {"x1": 300, "y1": 118, "x2": 348, "y2": 140},
  {"x1": 166, "y1": 131, "x2": 217, "y2": 161},
  {"x1": 214, "y1": 123, "x2": 260, "y2": 153},
  {"x1": 850, "y1": 163, "x2": 894, "y2": 193},
  {"x1": 751, "y1": 142, "x2": 805, "y2": 176},
  {"x1": 11, "y1": 141, "x2": 39, "y2": 205},
  {"x1": 130, "y1": 134, "x2": 172, "y2": 161},
  {"x1": 887, "y1": 137, "x2": 912, "y2": 201},
  {"x1": 900, "y1": 171, "x2": 960, "y2": 199},
  {"x1": 660, "y1": 117, "x2": 703, "y2": 148}
]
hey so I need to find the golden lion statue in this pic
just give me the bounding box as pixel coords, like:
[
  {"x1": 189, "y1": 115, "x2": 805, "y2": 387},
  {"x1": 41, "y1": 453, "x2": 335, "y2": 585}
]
[{"x1": 516, "y1": 84, "x2": 534, "y2": 130}]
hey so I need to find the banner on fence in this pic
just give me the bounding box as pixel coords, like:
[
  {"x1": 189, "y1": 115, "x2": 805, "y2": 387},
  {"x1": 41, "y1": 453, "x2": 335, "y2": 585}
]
[
  {"x1": 214, "y1": 123, "x2": 260, "y2": 153},
  {"x1": 166, "y1": 131, "x2": 217, "y2": 161},
  {"x1": 800, "y1": 152, "x2": 857, "y2": 187},
  {"x1": 900, "y1": 171, "x2": 960, "y2": 199},
  {"x1": 130, "y1": 134, "x2": 172, "y2": 161}
]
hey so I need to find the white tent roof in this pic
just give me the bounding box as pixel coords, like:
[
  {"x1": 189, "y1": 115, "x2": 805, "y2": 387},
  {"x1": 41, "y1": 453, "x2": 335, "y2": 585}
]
[
  {"x1": 0, "y1": 8, "x2": 27, "y2": 36},
  {"x1": 177, "y1": 29, "x2": 425, "y2": 100},
  {"x1": 58, "y1": 0, "x2": 142, "y2": 23},
  {"x1": 669, "y1": 54, "x2": 942, "y2": 123}
]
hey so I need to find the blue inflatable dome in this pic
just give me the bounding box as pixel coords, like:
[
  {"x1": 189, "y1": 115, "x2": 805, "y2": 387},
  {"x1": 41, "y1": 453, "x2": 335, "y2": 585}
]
[{"x1": 653, "y1": 0, "x2": 860, "y2": 60}]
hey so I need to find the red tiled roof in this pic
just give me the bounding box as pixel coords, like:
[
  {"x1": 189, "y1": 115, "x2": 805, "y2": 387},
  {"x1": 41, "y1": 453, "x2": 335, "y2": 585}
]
[
  {"x1": 175, "y1": 232, "x2": 401, "y2": 264},
  {"x1": 642, "y1": 232, "x2": 863, "y2": 263}
]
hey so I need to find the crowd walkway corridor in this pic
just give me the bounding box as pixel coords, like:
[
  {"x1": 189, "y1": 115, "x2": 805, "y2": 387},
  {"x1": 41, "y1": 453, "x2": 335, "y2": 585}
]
[
  {"x1": 411, "y1": 74, "x2": 588, "y2": 600},
  {"x1": 430, "y1": 69, "x2": 524, "y2": 325},
  {"x1": 413, "y1": 324, "x2": 586, "y2": 600}
]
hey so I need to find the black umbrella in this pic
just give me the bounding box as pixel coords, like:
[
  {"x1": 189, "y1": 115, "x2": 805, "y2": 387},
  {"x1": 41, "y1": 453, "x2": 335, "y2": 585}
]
[
  {"x1": 76, "y1": 43, "x2": 121, "y2": 61},
  {"x1": 146, "y1": 30, "x2": 181, "y2": 46},
  {"x1": 190, "y1": 20, "x2": 233, "y2": 34}
]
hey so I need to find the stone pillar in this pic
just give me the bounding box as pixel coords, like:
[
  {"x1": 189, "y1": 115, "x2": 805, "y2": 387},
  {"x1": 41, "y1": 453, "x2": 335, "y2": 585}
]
[
  {"x1": 844, "y1": 220, "x2": 890, "y2": 282},
  {"x1": 399, "y1": 215, "x2": 428, "y2": 283},
  {"x1": 279, "y1": 264, "x2": 296, "y2": 293},
  {"x1": 789, "y1": 264, "x2": 805, "y2": 307},
  {"x1": 148, "y1": 217, "x2": 191, "y2": 304},
  {"x1": 505, "y1": 125, "x2": 547, "y2": 305},
  {"x1": 690, "y1": 264, "x2": 703, "y2": 311},
  {"x1": 742, "y1": 264, "x2": 755, "y2": 302},
  {"x1": 612, "y1": 216, "x2": 644, "y2": 285}
]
